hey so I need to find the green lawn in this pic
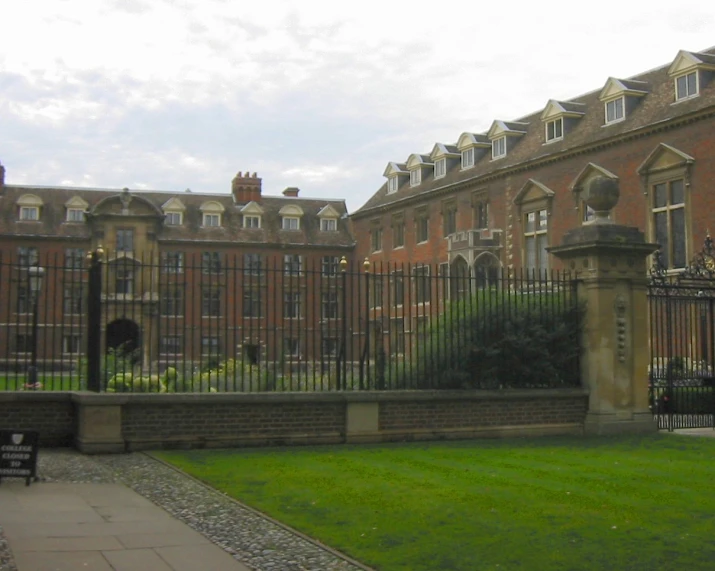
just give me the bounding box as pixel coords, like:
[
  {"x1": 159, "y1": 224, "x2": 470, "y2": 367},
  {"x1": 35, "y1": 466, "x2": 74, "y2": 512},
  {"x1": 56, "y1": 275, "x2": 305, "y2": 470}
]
[
  {"x1": 154, "y1": 435, "x2": 715, "y2": 571},
  {"x1": 0, "y1": 375, "x2": 84, "y2": 391}
]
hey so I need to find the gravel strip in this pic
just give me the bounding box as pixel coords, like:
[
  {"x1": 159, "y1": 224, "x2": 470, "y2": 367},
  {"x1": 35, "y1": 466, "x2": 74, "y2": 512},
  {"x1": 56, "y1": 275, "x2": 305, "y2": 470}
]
[{"x1": 0, "y1": 449, "x2": 369, "y2": 571}]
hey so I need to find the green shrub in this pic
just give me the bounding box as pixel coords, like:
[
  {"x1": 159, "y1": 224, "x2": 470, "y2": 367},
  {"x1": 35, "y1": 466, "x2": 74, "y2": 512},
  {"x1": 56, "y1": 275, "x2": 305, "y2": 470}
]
[{"x1": 406, "y1": 289, "x2": 582, "y2": 389}]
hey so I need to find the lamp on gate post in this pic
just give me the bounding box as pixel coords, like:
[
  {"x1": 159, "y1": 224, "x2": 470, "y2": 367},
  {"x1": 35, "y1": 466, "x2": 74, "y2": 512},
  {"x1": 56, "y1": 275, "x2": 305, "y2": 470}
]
[{"x1": 27, "y1": 265, "x2": 45, "y2": 390}]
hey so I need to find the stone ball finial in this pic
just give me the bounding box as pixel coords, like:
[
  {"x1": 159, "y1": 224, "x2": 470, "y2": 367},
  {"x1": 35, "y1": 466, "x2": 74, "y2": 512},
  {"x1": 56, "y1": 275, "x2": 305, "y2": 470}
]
[{"x1": 584, "y1": 176, "x2": 619, "y2": 225}]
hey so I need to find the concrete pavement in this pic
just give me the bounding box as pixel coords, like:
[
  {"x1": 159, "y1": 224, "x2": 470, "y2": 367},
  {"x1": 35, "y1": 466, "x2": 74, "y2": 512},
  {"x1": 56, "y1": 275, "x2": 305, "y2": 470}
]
[{"x1": 0, "y1": 481, "x2": 252, "y2": 571}]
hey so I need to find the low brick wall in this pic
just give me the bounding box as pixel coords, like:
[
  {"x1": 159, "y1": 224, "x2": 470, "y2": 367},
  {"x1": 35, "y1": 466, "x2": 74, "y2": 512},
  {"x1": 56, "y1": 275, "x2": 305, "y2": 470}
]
[
  {"x1": 0, "y1": 392, "x2": 75, "y2": 446},
  {"x1": 0, "y1": 389, "x2": 589, "y2": 453}
]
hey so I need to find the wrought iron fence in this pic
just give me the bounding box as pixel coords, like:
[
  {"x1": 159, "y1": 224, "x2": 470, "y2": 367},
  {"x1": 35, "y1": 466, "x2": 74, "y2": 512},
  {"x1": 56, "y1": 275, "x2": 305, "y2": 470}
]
[
  {"x1": 648, "y1": 245, "x2": 715, "y2": 430},
  {"x1": 0, "y1": 250, "x2": 580, "y2": 392}
]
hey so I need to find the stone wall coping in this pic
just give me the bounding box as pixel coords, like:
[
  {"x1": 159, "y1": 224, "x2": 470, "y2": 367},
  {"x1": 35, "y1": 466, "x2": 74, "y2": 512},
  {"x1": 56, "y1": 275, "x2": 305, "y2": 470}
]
[
  {"x1": 0, "y1": 391, "x2": 73, "y2": 403},
  {"x1": 65, "y1": 388, "x2": 588, "y2": 405}
]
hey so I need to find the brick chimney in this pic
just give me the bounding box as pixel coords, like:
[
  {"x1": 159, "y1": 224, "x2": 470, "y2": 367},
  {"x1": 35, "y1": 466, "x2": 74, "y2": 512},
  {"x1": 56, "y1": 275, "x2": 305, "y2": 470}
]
[
  {"x1": 283, "y1": 187, "x2": 300, "y2": 197},
  {"x1": 231, "y1": 171, "x2": 262, "y2": 203}
]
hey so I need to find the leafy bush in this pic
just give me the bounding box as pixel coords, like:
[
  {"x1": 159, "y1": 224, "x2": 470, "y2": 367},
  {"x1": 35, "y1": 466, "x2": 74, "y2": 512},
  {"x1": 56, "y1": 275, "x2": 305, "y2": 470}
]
[{"x1": 405, "y1": 289, "x2": 582, "y2": 389}]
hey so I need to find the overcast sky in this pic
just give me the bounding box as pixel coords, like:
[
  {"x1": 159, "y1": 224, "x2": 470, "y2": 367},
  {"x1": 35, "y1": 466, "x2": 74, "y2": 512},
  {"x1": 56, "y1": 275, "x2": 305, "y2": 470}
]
[{"x1": 1, "y1": 1, "x2": 714, "y2": 212}]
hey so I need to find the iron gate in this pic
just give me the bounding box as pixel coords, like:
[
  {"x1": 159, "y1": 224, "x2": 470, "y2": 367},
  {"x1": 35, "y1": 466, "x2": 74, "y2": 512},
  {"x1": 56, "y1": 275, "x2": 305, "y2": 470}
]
[{"x1": 648, "y1": 238, "x2": 715, "y2": 431}]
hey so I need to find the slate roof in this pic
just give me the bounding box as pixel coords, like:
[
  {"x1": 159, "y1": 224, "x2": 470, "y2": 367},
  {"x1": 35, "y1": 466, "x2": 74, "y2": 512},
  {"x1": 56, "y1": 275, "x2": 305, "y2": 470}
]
[
  {"x1": 355, "y1": 46, "x2": 715, "y2": 216},
  {"x1": 0, "y1": 185, "x2": 354, "y2": 249}
]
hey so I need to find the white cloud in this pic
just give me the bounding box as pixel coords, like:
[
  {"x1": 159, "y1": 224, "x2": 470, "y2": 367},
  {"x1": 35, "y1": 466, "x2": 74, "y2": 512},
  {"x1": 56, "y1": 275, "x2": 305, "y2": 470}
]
[{"x1": 1, "y1": 0, "x2": 715, "y2": 211}]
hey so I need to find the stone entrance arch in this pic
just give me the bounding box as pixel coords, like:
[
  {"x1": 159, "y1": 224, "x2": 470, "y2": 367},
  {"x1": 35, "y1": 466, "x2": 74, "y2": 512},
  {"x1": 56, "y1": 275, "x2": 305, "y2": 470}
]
[
  {"x1": 450, "y1": 256, "x2": 470, "y2": 299},
  {"x1": 106, "y1": 318, "x2": 140, "y2": 357},
  {"x1": 474, "y1": 253, "x2": 500, "y2": 289}
]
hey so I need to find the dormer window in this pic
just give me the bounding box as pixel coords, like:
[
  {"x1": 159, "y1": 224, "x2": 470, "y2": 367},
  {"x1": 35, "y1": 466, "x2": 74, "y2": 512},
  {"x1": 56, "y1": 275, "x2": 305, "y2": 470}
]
[
  {"x1": 67, "y1": 208, "x2": 85, "y2": 222},
  {"x1": 387, "y1": 176, "x2": 399, "y2": 194},
  {"x1": 244, "y1": 215, "x2": 261, "y2": 229},
  {"x1": 668, "y1": 50, "x2": 715, "y2": 103},
  {"x1": 605, "y1": 97, "x2": 624, "y2": 124},
  {"x1": 410, "y1": 169, "x2": 421, "y2": 187},
  {"x1": 675, "y1": 71, "x2": 698, "y2": 101},
  {"x1": 162, "y1": 197, "x2": 186, "y2": 227},
  {"x1": 20, "y1": 206, "x2": 39, "y2": 221},
  {"x1": 320, "y1": 218, "x2": 337, "y2": 232},
  {"x1": 165, "y1": 212, "x2": 182, "y2": 226},
  {"x1": 199, "y1": 201, "x2": 225, "y2": 228},
  {"x1": 492, "y1": 137, "x2": 506, "y2": 160},
  {"x1": 282, "y1": 217, "x2": 300, "y2": 230},
  {"x1": 461, "y1": 148, "x2": 475, "y2": 169},
  {"x1": 545, "y1": 118, "x2": 563, "y2": 142},
  {"x1": 17, "y1": 194, "x2": 43, "y2": 221},
  {"x1": 279, "y1": 204, "x2": 304, "y2": 231},
  {"x1": 434, "y1": 158, "x2": 446, "y2": 179}
]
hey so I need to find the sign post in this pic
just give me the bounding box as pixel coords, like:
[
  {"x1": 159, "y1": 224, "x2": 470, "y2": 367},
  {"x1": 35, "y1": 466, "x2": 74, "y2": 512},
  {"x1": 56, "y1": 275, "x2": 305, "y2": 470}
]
[{"x1": 0, "y1": 430, "x2": 39, "y2": 486}]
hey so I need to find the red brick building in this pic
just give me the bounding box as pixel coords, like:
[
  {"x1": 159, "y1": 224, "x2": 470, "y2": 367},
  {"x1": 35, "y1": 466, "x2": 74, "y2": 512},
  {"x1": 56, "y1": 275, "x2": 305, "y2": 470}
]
[
  {"x1": 0, "y1": 167, "x2": 355, "y2": 372},
  {"x1": 352, "y1": 47, "x2": 715, "y2": 281}
]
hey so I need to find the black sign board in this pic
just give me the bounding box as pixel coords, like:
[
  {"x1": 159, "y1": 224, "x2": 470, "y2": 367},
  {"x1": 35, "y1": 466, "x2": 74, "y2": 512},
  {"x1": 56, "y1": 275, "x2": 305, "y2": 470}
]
[{"x1": 0, "y1": 430, "x2": 39, "y2": 486}]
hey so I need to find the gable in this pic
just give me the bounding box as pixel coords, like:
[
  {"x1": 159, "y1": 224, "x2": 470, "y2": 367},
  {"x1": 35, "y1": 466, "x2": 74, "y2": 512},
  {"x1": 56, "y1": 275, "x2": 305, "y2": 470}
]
[
  {"x1": 162, "y1": 197, "x2": 186, "y2": 212},
  {"x1": 199, "y1": 200, "x2": 225, "y2": 213},
  {"x1": 279, "y1": 204, "x2": 304, "y2": 217},
  {"x1": 17, "y1": 194, "x2": 43, "y2": 207},
  {"x1": 65, "y1": 195, "x2": 89, "y2": 209},
  {"x1": 637, "y1": 143, "x2": 694, "y2": 175},
  {"x1": 317, "y1": 204, "x2": 340, "y2": 218},
  {"x1": 540, "y1": 99, "x2": 586, "y2": 121},
  {"x1": 599, "y1": 77, "x2": 648, "y2": 101},
  {"x1": 569, "y1": 163, "x2": 618, "y2": 192},
  {"x1": 513, "y1": 179, "x2": 555, "y2": 205},
  {"x1": 406, "y1": 154, "x2": 432, "y2": 169},
  {"x1": 666, "y1": 50, "x2": 715, "y2": 76},
  {"x1": 240, "y1": 200, "x2": 264, "y2": 215},
  {"x1": 383, "y1": 162, "x2": 408, "y2": 177}
]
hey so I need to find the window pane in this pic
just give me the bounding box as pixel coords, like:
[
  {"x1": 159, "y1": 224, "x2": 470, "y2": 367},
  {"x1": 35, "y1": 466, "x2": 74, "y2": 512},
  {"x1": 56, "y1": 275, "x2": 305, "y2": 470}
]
[
  {"x1": 538, "y1": 234, "x2": 549, "y2": 271},
  {"x1": 653, "y1": 183, "x2": 667, "y2": 208},
  {"x1": 538, "y1": 209, "x2": 547, "y2": 230},
  {"x1": 525, "y1": 236, "x2": 536, "y2": 270},
  {"x1": 654, "y1": 211, "x2": 669, "y2": 268},
  {"x1": 670, "y1": 179, "x2": 684, "y2": 205},
  {"x1": 677, "y1": 75, "x2": 687, "y2": 98},
  {"x1": 687, "y1": 72, "x2": 697, "y2": 96},
  {"x1": 526, "y1": 212, "x2": 535, "y2": 233},
  {"x1": 615, "y1": 98, "x2": 623, "y2": 118},
  {"x1": 671, "y1": 208, "x2": 686, "y2": 269}
]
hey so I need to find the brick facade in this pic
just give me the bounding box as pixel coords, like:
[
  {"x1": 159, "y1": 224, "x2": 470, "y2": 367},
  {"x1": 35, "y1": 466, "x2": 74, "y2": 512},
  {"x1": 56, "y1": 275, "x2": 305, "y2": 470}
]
[{"x1": 352, "y1": 47, "x2": 715, "y2": 275}]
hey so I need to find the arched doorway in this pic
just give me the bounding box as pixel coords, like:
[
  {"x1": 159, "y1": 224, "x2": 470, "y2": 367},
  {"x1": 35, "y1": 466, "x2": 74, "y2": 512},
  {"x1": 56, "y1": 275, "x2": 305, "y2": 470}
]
[
  {"x1": 106, "y1": 319, "x2": 140, "y2": 357},
  {"x1": 450, "y1": 256, "x2": 470, "y2": 299},
  {"x1": 474, "y1": 254, "x2": 500, "y2": 289}
]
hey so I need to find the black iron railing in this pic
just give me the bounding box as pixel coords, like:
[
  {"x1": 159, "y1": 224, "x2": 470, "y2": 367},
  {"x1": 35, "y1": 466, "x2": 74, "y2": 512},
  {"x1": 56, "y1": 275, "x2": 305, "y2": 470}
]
[{"x1": 0, "y1": 251, "x2": 580, "y2": 392}]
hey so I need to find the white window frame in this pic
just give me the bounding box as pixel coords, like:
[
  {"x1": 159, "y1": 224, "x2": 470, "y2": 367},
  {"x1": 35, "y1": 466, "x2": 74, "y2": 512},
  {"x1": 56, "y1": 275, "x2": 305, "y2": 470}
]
[
  {"x1": 545, "y1": 118, "x2": 563, "y2": 142},
  {"x1": 165, "y1": 211, "x2": 182, "y2": 226},
  {"x1": 410, "y1": 169, "x2": 421, "y2": 187},
  {"x1": 243, "y1": 215, "x2": 261, "y2": 229},
  {"x1": 320, "y1": 218, "x2": 337, "y2": 232},
  {"x1": 675, "y1": 71, "x2": 698, "y2": 101},
  {"x1": 605, "y1": 97, "x2": 625, "y2": 124},
  {"x1": 492, "y1": 137, "x2": 506, "y2": 160},
  {"x1": 66, "y1": 208, "x2": 85, "y2": 222},
  {"x1": 63, "y1": 334, "x2": 82, "y2": 354},
  {"x1": 387, "y1": 176, "x2": 399, "y2": 194},
  {"x1": 203, "y1": 213, "x2": 221, "y2": 227},
  {"x1": 282, "y1": 216, "x2": 300, "y2": 230},
  {"x1": 283, "y1": 254, "x2": 303, "y2": 275},
  {"x1": 434, "y1": 158, "x2": 446, "y2": 179},
  {"x1": 19, "y1": 206, "x2": 39, "y2": 221},
  {"x1": 461, "y1": 148, "x2": 475, "y2": 169}
]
